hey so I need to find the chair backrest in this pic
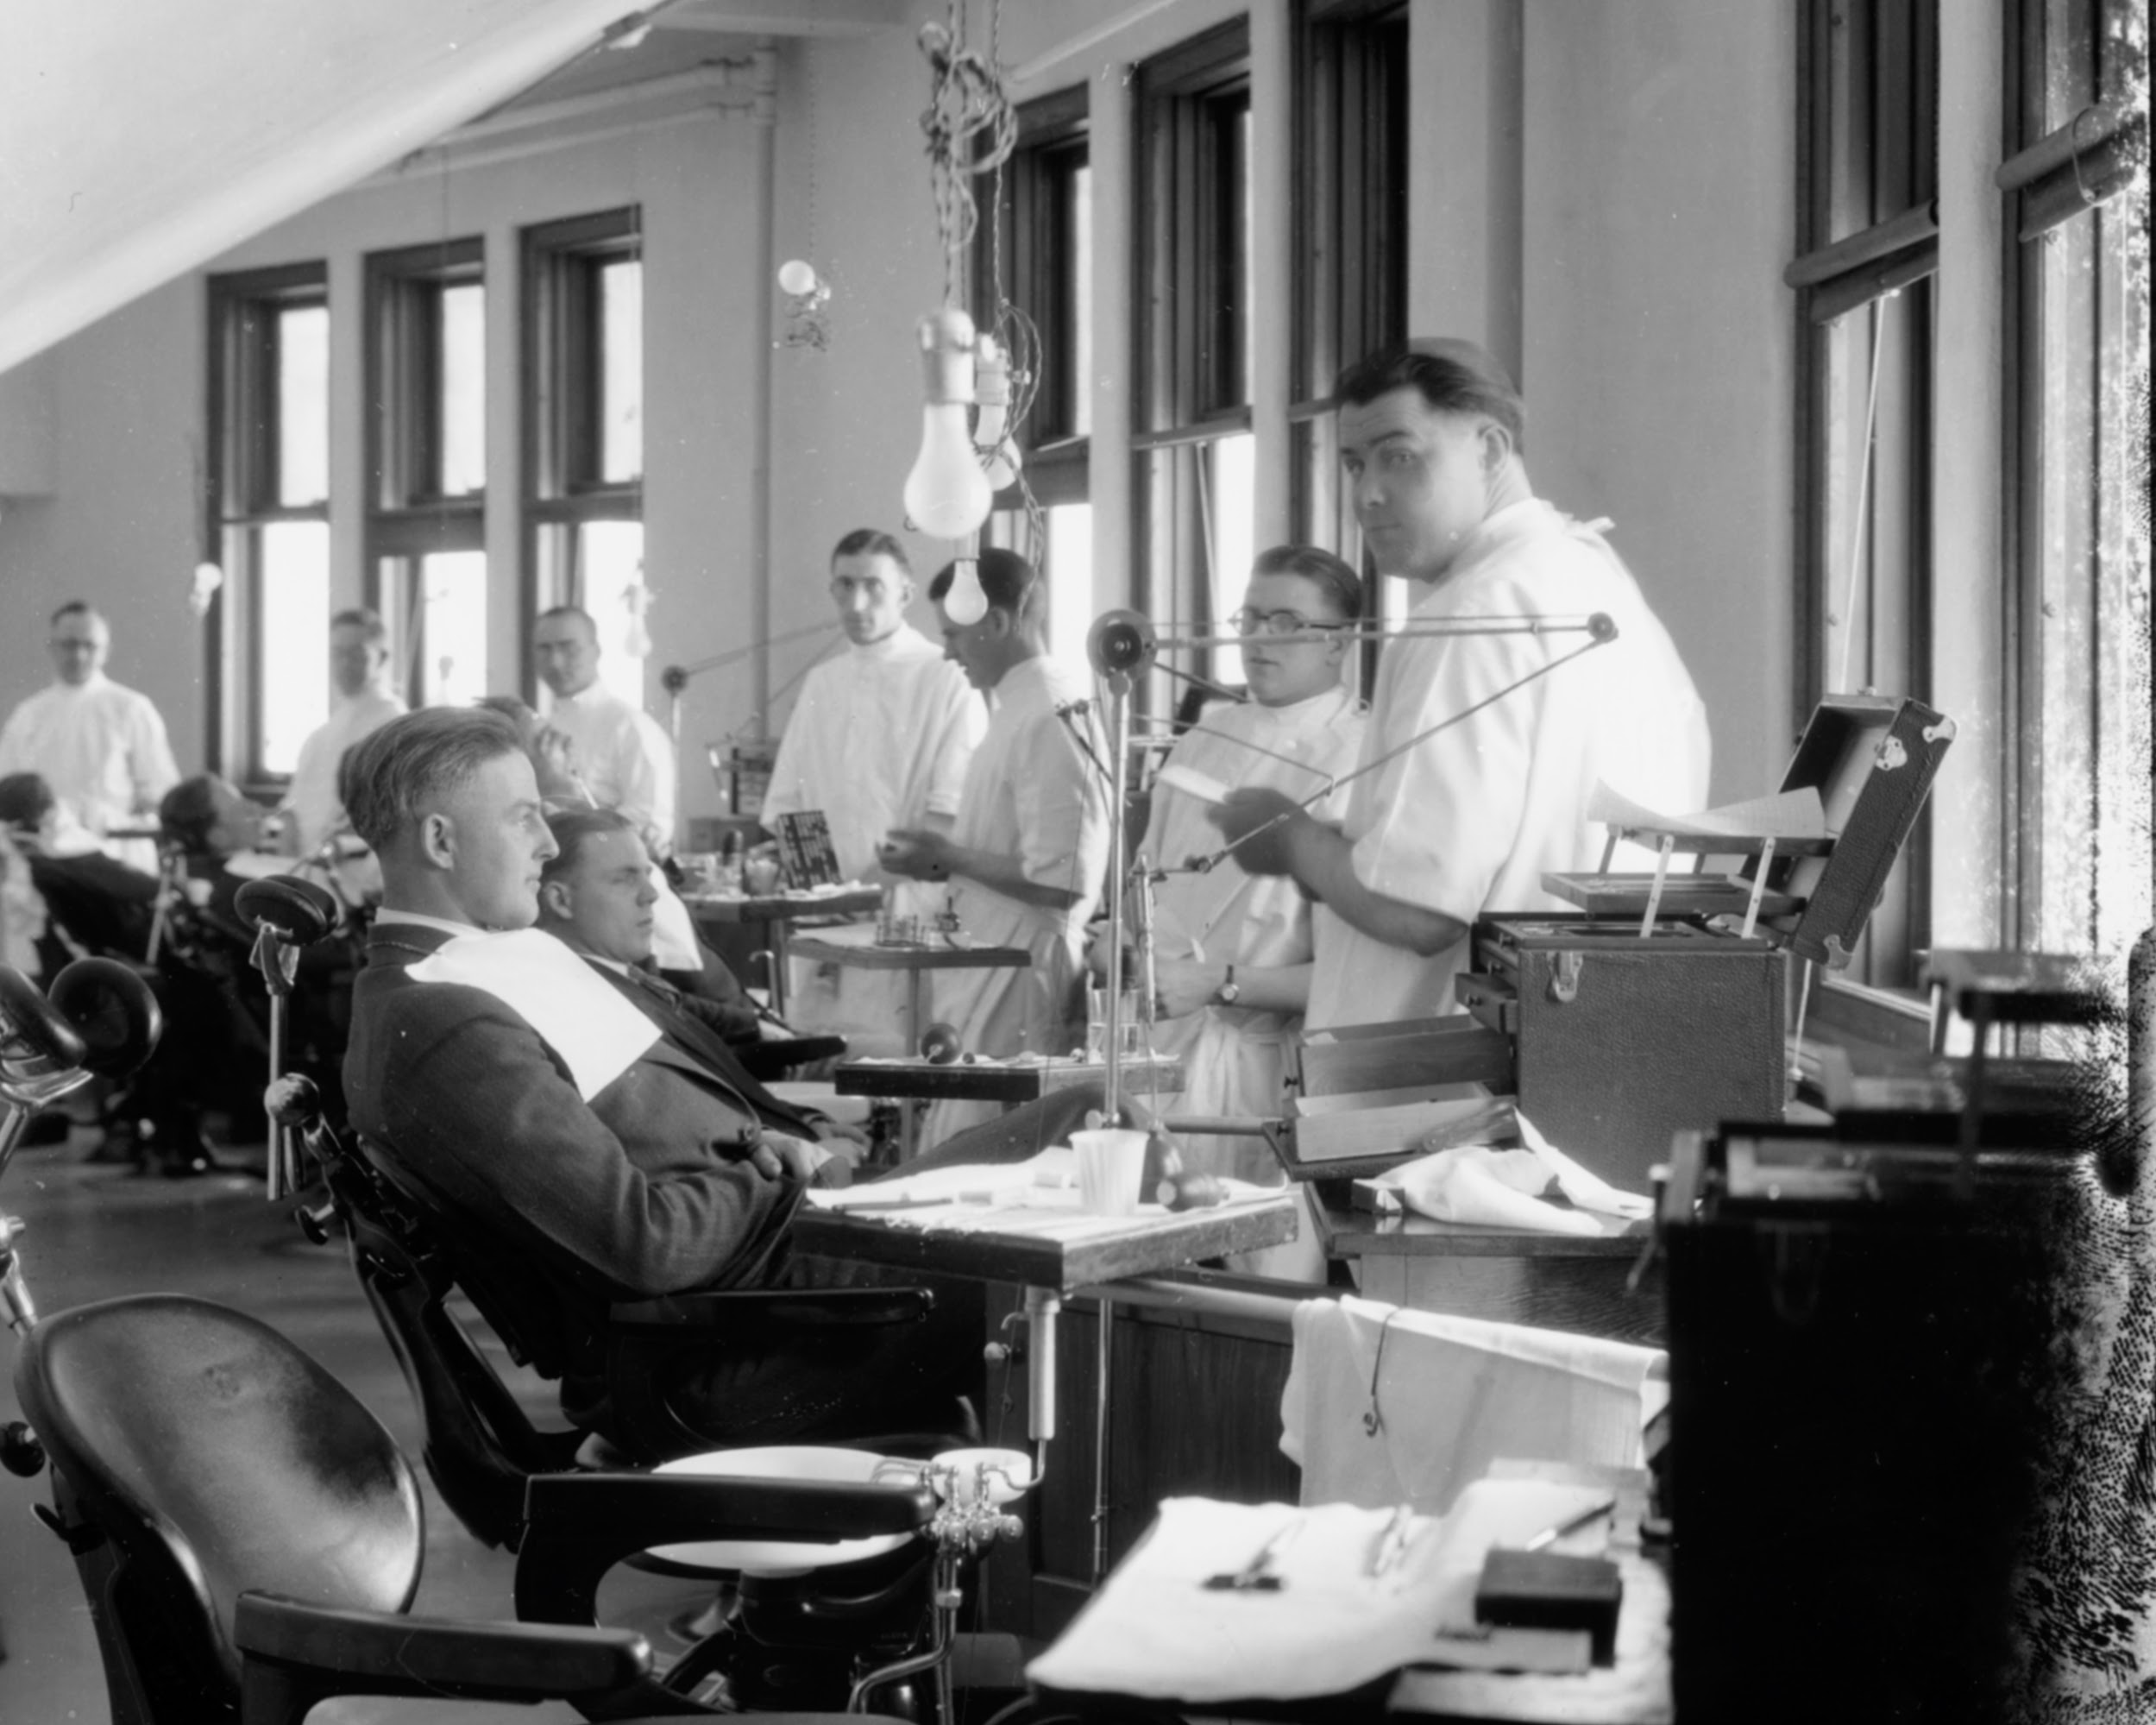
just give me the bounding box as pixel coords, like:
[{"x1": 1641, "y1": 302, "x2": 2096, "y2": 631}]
[
  {"x1": 12, "y1": 1294, "x2": 424, "y2": 1725},
  {"x1": 311, "y1": 1122, "x2": 588, "y2": 1548}
]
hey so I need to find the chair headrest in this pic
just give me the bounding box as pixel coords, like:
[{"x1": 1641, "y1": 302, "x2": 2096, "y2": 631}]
[
  {"x1": 236, "y1": 875, "x2": 341, "y2": 947},
  {"x1": 0, "y1": 964, "x2": 87, "y2": 1080},
  {"x1": 47, "y1": 959, "x2": 162, "y2": 1080}
]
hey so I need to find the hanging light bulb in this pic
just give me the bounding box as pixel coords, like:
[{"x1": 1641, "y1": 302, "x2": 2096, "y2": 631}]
[
  {"x1": 973, "y1": 333, "x2": 1021, "y2": 492},
  {"x1": 943, "y1": 556, "x2": 989, "y2": 626},
  {"x1": 776, "y1": 259, "x2": 823, "y2": 299},
  {"x1": 984, "y1": 438, "x2": 1023, "y2": 491},
  {"x1": 903, "y1": 308, "x2": 992, "y2": 541}
]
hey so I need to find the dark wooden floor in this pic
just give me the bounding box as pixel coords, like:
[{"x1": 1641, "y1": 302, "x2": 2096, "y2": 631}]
[{"x1": 0, "y1": 1125, "x2": 711, "y2": 1723}]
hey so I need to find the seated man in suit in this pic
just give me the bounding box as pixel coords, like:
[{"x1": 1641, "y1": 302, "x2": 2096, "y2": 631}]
[
  {"x1": 341, "y1": 707, "x2": 1097, "y2": 1451},
  {"x1": 531, "y1": 804, "x2": 859, "y2": 1171}
]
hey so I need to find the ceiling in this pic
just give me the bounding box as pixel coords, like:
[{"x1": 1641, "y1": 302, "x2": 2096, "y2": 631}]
[{"x1": 0, "y1": 0, "x2": 907, "y2": 378}]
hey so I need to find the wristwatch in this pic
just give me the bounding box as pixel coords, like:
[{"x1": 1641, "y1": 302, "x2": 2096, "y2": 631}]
[{"x1": 1216, "y1": 964, "x2": 1241, "y2": 1006}]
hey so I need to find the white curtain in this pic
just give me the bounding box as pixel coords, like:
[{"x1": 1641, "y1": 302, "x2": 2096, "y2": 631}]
[{"x1": 0, "y1": 0, "x2": 651, "y2": 374}]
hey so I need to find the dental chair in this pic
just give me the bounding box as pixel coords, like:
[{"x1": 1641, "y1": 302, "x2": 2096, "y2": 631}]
[
  {"x1": 0, "y1": 952, "x2": 949, "y2": 1724},
  {"x1": 242, "y1": 886, "x2": 1027, "y2": 1718}
]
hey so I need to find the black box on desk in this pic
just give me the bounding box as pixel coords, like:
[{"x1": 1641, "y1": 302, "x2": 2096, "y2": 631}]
[
  {"x1": 1451, "y1": 694, "x2": 1952, "y2": 1193},
  {"x1": 1660, "y1": 1124, "x2": 2061, "y2": 1725}
]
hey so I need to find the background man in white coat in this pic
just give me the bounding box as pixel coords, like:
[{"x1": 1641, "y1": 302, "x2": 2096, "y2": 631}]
[
  {"x1": 282, "y1": 607, "x2": 406, "y2": 860},
  {"x1": 1214, "y1": 338, "x2": 1710, "y2": 1031},
  {"x1": 0, "y1": 601, "x2": 180, "y2": 872},
  {"x1": 1134, "y1": 544, "x2": 1367, "y2": 1279},
  {"x1": 882, "y1": 550, "x2": 1109, "y2": 1143},
  {"x1": 760, "y1": 528, "x2": 984, "y2": 1054},
  {"x1": 531, "y1": 604, "x2": 676, "y2": 859}
]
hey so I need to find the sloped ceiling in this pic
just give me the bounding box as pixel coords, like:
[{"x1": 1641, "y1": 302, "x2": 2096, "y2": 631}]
[{"x1": 0, "y1": 0, "x2": 657, "y2": 376}]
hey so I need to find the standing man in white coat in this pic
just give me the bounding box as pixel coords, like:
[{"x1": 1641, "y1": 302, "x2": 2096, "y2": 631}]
[
  {"x1": 760, "y1": 529, "x2": 984, "y2": 1054},
  {"x1": 282, "y1": 608, "x2": 406, "y2": 859},
  {"x1": 532, "y1": 605, "x2": 676, "y2": 859},
  {"x1": 881, "y1": 550, "x2": 1110, "y2": 1143},
  {"x1": 0, "y1": 601, "x2": 180, "y2": 873},
  {"x1": 1213, "y1": 339, "x2": 1711, "y2": 1031},
  {"x1": 1135, "y1": 545, "x2": 1367, "y2": 1279}
]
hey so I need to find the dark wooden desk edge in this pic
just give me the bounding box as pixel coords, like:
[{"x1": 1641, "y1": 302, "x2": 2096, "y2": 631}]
[{"x1": 795, "y1": 1197, "x2": 1298, "y2": 1295}]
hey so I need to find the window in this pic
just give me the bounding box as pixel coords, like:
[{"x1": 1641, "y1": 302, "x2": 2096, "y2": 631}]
[
  {"x1": 1291, "y1": 1, "x2": 1409, "y2": 557},
  {"x1": 209, "y1": 265, "x2": 331, "y2": 783},
  {"x1": 1788, "y1": 0, "x2": 1940, "y2": 985},
  {"x1": 525, "y1": 208, "x2": 647, "y2": 708},
  {"x1": 2001, "y1": 0, "x2": 2149, "y2": 959},
  {"x1": 367, "y1": 240, "x2": 487, "y2": 709},
  {"x1": 979, "y1": 88, "x2": 1093, "y2": 664},
  {"x1": 1135, "y1": 22, "x2": 1256, "y2": 696}
]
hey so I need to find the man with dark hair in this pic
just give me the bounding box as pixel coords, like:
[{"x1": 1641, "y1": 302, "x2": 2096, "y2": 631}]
[
  {"x1": 882, "y1": 549, "x2": 1110, "y2": 1138},
  {"x1": 282, "y1": 607, "x2": 405, "y2": 862},
  {"x1": 534, "y1": 805, "x2": 853, "y2": 1171},
  {"x1": 759, "y1": 528, "x2": 984, "y2": 1053},
  {"x1": 1213, "y1": 337, "x2": 1711, "y2": 1029},
  {"x1": 531, "y1": 604, "x2": 675, "y2": 859},
  {"x1": 1133, "y1": 545, "x2": 1368, "y2": 1280},
  {"x1": 341, "y1": 706, "x2": 1072, "y2": 1446},
  {"x1": 0, "y1": 601, "x2": 180, "y2": 872}
]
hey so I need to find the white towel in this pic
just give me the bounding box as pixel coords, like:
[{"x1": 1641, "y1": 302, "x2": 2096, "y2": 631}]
[
  {"x1": 408, "y1": 928, "x2": 658, "y2": 1100},
  {"x1": 1279, "y1": 1294, "x2": 1663, "y2": 1512}
]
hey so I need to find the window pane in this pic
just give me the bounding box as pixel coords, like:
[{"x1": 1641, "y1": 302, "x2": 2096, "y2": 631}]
[
  {"x1": 1046, "y1": 503, "x2": 1095, "y2": 671},
  {"x1": 419, "y1": 551, "x2": 488, "y2": 709},
  {"x1": 1072, "y1": 163, "x2": 1093, "y2": 439},
  {"x1": 257, "y1": 520, "x2": 330, "y2": 775},
  {"x1": 577, "y1": 520, "x2": 650, "y2": 708},
  {"x1": 437, "y1": 280, "x2": 486, "y2": 498},
  {"x1": 277, "y1": 303, "x2": 330, "y2": 507},
  {"x1": 1206, "y1": 432, "x2": 1256, "y2": 686},
  {"x1": 599, "y1": 259, "x2": 644, "y2": 485}
]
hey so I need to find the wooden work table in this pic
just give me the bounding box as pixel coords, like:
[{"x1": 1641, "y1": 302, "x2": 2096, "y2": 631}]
[
  {"x1": 795, "y1": 1189, "x2": 1298, "y2": 1297},
  {"x1": 1321, "y1": 1205, "x2": 1663, "y2": 1347}
]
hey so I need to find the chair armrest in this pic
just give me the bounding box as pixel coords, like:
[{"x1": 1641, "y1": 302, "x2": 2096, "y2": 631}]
[
  {"x1": 739, "y1": 1034, "x2": 849, "y2": 1080},
  {"x1": 514, "y1": 1471, "x2": 935, "y2": 1629},
  {"x1": 608, "y1": 1286, "x2": 934, "y2": 1332},
  {"x1": 235, "y1": 1591, "x2": 649, "y2": 1722}
]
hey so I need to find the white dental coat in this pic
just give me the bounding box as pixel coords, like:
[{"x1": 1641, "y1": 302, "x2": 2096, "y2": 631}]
[
  {"x1": 762, "y1": 625, "x2": 984, "y2": 1055},
  {"x1": 0, "y1": 672, "x2": 180, "y2": 872},
  {"x1": 545, "y1": 683, "x2": 676, "y2": 856},
  {"x1": 1307, "y1": 500, "x2": 1711, "y2": 1031},
  {"x1": 1144, "y1": 684, "x2": 1366, "y2": 1280},
  {"x1": 922, "y1": 655, "x2": 1109, "y2": 1146}
]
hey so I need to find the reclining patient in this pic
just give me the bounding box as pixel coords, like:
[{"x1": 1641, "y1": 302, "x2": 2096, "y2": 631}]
[{"x1": 343, "y1": 708, "x2": 1100, "y2": 1451}]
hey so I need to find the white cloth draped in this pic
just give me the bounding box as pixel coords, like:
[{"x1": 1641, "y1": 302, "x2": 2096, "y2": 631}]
[{"x1": 1308, "y1": 501, "x2": 1710, "y2": 1030}]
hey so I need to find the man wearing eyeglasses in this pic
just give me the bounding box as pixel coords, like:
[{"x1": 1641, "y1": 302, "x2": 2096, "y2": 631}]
[
  {"x1": 759, "y1": 529, "x2": 984, "y2": 1054},
  {"x1": 1212, "y1": 339, "x2": 1710, "y2": 1031},
  {"x1": 1128, "y1": 545, "x2": 1367, "y2": 1279}
]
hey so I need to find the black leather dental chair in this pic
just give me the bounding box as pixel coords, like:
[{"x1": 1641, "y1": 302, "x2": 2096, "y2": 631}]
[{"x1": 14, "y1": 1293, "x2": 934, "y2": 1724}]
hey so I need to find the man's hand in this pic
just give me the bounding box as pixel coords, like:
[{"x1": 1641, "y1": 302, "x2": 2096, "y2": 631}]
[
  {"x1": 1152, "y1": 956, "x2": 1223, "y2": 1019},
  {"x1": 1206, "y1": 787, "x2": 1311, "y2": 878},
  {"x1": 879, "y1": 828, "x2": 954, "y2": 882},
  {"x1": 532, "y1": 726, "x2": 583, "y2": 801}
]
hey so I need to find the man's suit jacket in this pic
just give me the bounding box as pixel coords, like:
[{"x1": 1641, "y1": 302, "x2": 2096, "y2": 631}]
[
  {"x1": 344, "y1": 924, "x2": 804, "y2": 1389},
  {"x1": 581, "y1": 959, "x2": 824, "y2": 1142}
]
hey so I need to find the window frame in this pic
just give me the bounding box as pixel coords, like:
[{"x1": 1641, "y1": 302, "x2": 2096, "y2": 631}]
[
  {"x1": 206, "y1": 261, "x2": 331, "y2": 789},
  {"x1": 523, "y1": 206, "x2": 645, "y2": 703},
  {"x1": 1133, "y1": 19, "x2": 1256, "y2": 698},
  {"x1": 366, "y1": 238, "x2": 487, "y2": 708}
]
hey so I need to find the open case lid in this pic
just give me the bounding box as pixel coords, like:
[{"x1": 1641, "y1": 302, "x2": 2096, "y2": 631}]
[
  {"x1": 1767, "y1": 695, "x2": 1953, "y2": 967},
  {"x1": 1547, "y1": 694, "x2": 1952, "y2": 969}
]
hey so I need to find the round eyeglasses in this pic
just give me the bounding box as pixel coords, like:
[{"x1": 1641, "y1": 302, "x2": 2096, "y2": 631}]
[{"x1": 1227, "y1": 608, "x2": 1353, "y2": 639}]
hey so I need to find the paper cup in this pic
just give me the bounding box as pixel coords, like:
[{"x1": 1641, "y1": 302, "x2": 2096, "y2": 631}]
[{"x1": 1071, "y1": 1128, "x2": 1148, "y2": 1216}]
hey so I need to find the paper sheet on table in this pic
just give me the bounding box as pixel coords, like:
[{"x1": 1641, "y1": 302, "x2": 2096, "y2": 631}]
[
  {"x1": 408, "y1": 929, "x2": 658, "y2": 1101},
  {"x1": 1364, "y1": 1111, "x2": 1650, "y2": 1234},
  {"x1": 1587, "y1": 781, "x2": 1830, "y2": 841},
  {"x1": 1025, "y1": 1483, "x2": 1609, "y2": 1703},
  {"x1": 805, "y1": 1149, "x2": 1282, "y2": 1238},
  {"x1": 1279, "y1": 1296, "x2": 1663, "y2": 1512}
]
